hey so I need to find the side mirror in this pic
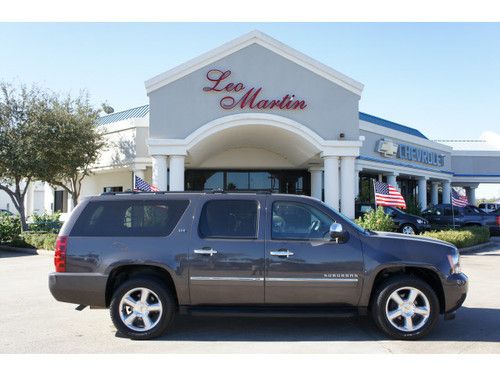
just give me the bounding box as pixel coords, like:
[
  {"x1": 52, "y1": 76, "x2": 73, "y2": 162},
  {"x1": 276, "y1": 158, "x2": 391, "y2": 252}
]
[{"x1": 329, "y1": 223, "x2": 346, "y2": 241}]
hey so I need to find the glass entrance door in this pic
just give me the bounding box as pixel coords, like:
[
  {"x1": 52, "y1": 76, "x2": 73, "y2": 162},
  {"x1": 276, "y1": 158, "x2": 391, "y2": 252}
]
[{"x1": 185, "y1": 170, "x2": 311, "y2": 196}]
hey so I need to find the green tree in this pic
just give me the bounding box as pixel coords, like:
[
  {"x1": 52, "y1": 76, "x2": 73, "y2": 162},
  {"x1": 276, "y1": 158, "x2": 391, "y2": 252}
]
[
  {"x1": 35, "y1": 92, "x2": 106, "y2": 207},
  {"x1": 0, "y1": 82, "x2": 48, "y2": 230}
]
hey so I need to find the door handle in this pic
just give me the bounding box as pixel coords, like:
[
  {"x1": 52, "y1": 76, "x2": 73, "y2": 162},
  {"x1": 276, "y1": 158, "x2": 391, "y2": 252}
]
[
  {"x1": 270, "y1": 249, "x2": 294, "y2": 258},
  {"x1": 194, "y1": 248, "x2": 218, "y2": 256}
]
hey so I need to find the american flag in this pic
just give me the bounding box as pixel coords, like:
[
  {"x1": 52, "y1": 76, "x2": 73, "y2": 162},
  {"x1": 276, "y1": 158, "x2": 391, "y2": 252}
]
[
  {"x1": 134, "y1": 175, "x2": 159, "y2": 192},
  {"x1": 451, "y1": 188, "x2": 468, "y2": 207},
  {"x1": 374, "y1": 180, "x2": 407, "y2": 209}
]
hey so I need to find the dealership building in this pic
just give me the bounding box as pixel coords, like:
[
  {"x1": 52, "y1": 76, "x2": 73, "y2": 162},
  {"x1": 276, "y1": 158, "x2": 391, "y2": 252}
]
[{"x1": 2, "y1": 30, "x2": 499, "y2": 219}]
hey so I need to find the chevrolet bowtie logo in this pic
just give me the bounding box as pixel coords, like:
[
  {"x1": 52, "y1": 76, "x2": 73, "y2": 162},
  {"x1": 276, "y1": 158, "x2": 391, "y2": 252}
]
[{"x1": 377, "y1": 139, "x2": 398, "y2": 157}]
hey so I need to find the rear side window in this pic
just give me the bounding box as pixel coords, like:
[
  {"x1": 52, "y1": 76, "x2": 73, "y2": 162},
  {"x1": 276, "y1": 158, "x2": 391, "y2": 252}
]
[
  {"x1": 71, "y1": 200, "x2": 189, "y2": 237},
  {"x1": 198, "y1": 200, "x2": 258, "y2": 239}
]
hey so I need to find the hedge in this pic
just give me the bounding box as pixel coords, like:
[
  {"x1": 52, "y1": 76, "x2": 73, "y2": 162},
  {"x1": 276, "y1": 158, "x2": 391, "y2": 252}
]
[
  {"x1": 419, "y1": 226, "x2": 490, "y2": 249},
  {"x1": 15, "y1": 231, "x2": 58, "y2": 250}
]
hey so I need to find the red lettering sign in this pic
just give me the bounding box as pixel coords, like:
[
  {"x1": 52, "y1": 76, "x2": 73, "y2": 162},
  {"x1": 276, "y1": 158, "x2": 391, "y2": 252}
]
[{"x1": 203, "y1": 69, "x2": 307, "y2": 111}]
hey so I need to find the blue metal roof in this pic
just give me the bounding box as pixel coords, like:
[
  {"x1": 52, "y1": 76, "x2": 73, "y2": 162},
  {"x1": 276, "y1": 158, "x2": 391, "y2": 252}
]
[
  {"x1": 359, "y1": 112, "x2": 428, "y2": 139},
  {"x1": 97, "y1": 104, "x2": 150, "y2": 125}
]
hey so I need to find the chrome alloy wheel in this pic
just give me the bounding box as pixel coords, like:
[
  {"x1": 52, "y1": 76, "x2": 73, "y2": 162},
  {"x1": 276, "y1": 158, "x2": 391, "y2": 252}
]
[
  {"x1": 401, "y1": 225, "x2": 415, "y2": 235},
  {"x1": 119, "y1": 287, "x2": 163, "y2": 332},
  {"x1": 385, "y1": 287, "x2": 430, "y2": 332}
]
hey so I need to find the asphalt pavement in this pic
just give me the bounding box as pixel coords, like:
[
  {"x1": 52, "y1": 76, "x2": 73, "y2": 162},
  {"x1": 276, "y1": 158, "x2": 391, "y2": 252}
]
[{"x1": 1, "y1": 242, "x2": 500, "y2": 353}]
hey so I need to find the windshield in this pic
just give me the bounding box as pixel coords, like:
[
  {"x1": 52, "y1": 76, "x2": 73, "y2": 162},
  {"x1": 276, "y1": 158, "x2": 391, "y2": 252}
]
[{"x1": 322, "y1": 201, "x2": 368, "y2": 234}]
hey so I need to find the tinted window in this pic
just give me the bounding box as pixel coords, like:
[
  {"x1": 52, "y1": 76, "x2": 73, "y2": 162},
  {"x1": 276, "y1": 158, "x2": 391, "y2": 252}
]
[
  {"x1": 198, "y1": 200, "x2": 258, "y2": 239},
  {"x1": 444, "y1": 207, "x2": 460, "y2": 216},
  {"x1": 71, "y1": 200, "x2": 189, "y2": 237},
  {"x1": 272, "y1": 201, "x2": 334, "y2": 240},
  {"x1": 383, "y1": 207, "x2": 395, "y2": 215}
]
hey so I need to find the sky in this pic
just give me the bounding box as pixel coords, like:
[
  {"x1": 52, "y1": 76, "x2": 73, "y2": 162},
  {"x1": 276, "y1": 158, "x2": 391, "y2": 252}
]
[{"x1": 0, "y1": 22, "x2": 499, "y2": 198}]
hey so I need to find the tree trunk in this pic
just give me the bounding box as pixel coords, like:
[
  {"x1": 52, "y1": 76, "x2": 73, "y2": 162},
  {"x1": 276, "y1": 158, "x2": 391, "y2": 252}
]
[
  {"x1": 72, "y1": 192, "x2": 78, "y2": 208},
  {"x1": 71, "y1": 177, "x2": 79, "y2": 208},
  {"x1": 17, "y1": 199, "x2": 28, "y2": 231},
  {"x1": 0, "y1": 180, "x2": 30, "y2": 231}
]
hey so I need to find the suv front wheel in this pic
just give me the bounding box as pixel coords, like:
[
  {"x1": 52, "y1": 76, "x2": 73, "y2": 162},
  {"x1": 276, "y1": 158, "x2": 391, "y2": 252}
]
[
  {"x1": 371, "y1": 275, "x2": 439, "y2": 340},
  {"x1": 110, "y1": 276, "x2": 176, "y2": 340}
]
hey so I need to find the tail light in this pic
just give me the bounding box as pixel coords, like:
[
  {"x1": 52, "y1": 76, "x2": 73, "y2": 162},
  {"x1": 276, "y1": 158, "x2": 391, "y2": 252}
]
[
  {"x1": 496, "y1": 216, "x2": 500, "y2": 226},
  {"x1": 54, "y1": 236, "x2": 68, "y2": 272}
]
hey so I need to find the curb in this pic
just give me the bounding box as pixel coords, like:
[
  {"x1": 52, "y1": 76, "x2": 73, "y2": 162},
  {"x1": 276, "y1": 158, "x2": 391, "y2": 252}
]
[
  {"x1": 459, "y1": 241, "x2": 495, "y2": 255},
  {"x1": 0, "y1": 245, "x2": 53, "y2": 256}
]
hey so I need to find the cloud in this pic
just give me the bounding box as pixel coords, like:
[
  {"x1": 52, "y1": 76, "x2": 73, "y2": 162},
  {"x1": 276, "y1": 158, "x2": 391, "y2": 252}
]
[{"x1": 480, "y1": 131, "x2": 500, "y2": 150}]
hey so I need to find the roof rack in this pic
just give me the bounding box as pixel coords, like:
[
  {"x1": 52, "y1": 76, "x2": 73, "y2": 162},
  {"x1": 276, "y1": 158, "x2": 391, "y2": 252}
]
[{"x1": 100, "y1": 189, "x2": 273, "y2": 196}]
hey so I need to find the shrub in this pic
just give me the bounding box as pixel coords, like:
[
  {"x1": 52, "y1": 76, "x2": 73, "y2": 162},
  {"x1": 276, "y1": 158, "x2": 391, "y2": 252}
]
[
  {"x1": 0, "y1": 213, "x2": 22, "y2": 243},
  {"x1": 19, "y1": 231, "x2": 58, "y2": 250},
  {"x1": 29, "y1": 212, "x2": 62, "y2": 233},
  {"x1": 420, "y1": 226, "x2": 490, "y2": 248},
  {"x1": 355, "y1": 206, "x2": 395, "y2": 232},
  {"x1": 403, "y1": 199, "x2": 422, "y2": 216}
]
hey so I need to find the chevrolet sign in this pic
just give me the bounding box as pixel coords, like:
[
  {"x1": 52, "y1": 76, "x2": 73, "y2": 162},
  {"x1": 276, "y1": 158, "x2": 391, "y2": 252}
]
[
  {"x1": 376, "y1": 139, "x2": 445, "y2": 167},
  {"x1": 376, "y1": 139, "x2": 398, "y2": 157}
]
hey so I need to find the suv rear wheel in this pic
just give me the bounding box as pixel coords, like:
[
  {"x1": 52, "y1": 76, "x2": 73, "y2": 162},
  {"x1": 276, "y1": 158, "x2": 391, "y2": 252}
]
[
  {"x1": 110, "y1": 276, "x2": 176, "y2": 340},
  {"x1": 371, "y1": 275, "x2": 439, "y2": 340}
]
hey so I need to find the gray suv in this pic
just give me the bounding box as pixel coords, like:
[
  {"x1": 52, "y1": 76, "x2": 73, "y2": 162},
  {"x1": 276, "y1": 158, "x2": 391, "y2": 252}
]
[{"x1": 49, "y1": 191, "x2": 468, "y2": 340}]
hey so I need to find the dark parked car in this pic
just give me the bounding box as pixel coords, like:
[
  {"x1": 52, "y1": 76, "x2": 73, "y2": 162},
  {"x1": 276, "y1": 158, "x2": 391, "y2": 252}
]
[
  {"x1": 355, "y1": 203, "x2": 430, "y2": 235},
  {"x1": 422, "y1": 204, "x2": 500, "y2": 235},
  {"x1": 49, "y1": 192, "x2": 468, "y2": 340}
]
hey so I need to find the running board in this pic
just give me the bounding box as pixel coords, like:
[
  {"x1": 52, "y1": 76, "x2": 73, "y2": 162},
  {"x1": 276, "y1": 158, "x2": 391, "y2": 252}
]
[{"x1": 179, "y1": 305, "x2": 362, "y2": 318}]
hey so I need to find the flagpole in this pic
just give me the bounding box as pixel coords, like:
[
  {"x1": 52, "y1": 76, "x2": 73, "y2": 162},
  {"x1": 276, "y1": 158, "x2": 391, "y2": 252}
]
[
  {"x1": 451, "y1": 188, "x2": 455, "y2": 229},
  {"x1": 372, "y1": 178, "x2": 377, "y2": 210}
]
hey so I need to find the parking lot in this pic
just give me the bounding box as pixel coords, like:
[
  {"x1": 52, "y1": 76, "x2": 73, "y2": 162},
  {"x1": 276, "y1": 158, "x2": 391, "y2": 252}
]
[{"x1": 1, "y1": 243, "x2": 500, "y2": 354}]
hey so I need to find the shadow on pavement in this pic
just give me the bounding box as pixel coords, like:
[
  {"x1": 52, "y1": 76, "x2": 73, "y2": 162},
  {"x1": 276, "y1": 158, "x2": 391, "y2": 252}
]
[
  {"x1": 116, "y1": 306, "x2": 500, "y2": 343},
  {"x1": 0, "y1": 248, "x2": 37, "y2": 258}
]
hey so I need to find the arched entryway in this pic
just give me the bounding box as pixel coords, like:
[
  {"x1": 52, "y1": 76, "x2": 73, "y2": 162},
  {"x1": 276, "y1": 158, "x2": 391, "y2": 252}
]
[{"x1": 147, "y1": 113, "x2": 362, "y2": 218}]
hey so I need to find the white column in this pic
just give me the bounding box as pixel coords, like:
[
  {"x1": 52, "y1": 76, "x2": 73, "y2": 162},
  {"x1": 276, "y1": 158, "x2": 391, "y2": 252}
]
[
  {"x1": 309, "y1": 167, "x2": 323, "y2": 200},
  {"x1": 385, "y1": 172, "x2": 399, "y2": 189},
  {"x1": 25, "y1": 181, "x2": 34, "y2": 218},
  {"x1": 466, "y1": 187, "x2": 476, "y2": 206},
  {"x1": 431, "y1": 181, "x2": 439, "y2": 205},
  {"x1": 355, "y1": 167, "x2": 362, "y2": 198},
  {"x1": 67, "y1": 190, "x2": 74, "y2": 212},
  {"x1": 417, "y1": 177, "x2": 428, "y2": 210},
  {"x1": 340, "y1": 156, "x2": 356, "y2": 219},
  {"x1": 442, "y1": 180, "x2": 451, "y2": 204},
  {"x1": 169, "y1": 155, "x2": 185, "y2": 191},
  {"x1": 323, "y1": 156, "x2": 339, "y2": 210},
  {"x1": 44, "y1": 182, "x2": 53, "y2": 214},
  {"x1": 152, "y1": 155, "x2": 168, "y2": 191}
]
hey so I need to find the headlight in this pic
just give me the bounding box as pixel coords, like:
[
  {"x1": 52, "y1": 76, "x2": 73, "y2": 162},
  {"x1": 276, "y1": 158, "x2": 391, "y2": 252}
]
[
  {"x1": 417, "y1": 219, "x2": 424, "y2": 224},
  {"x1": 447, "y1": 252, "x2": 461, "y2": 274}
]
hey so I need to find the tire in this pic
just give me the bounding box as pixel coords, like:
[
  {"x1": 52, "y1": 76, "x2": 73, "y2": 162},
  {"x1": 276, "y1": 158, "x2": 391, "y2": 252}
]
[
  {"x1": 400, "y1": 224, "x2": 416, "y2": 235},
  {"x1": 371, "y1": 275, "x2": 440, "y2": 340},
  {"x1": 110, "y1": 276, "x2": 176, "y2": 340}
]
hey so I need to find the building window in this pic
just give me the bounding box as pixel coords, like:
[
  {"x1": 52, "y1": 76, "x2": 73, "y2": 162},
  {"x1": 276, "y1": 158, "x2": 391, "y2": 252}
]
[
  {"x1": 103, "y1": 186, "x2": 123, "y2": 193},
  {"x1": 185, "y1": 170, "x2": 310, "y2": 196},
  {"x1": 54, "y1": 190, "x2": 68, "y2": 213}
]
